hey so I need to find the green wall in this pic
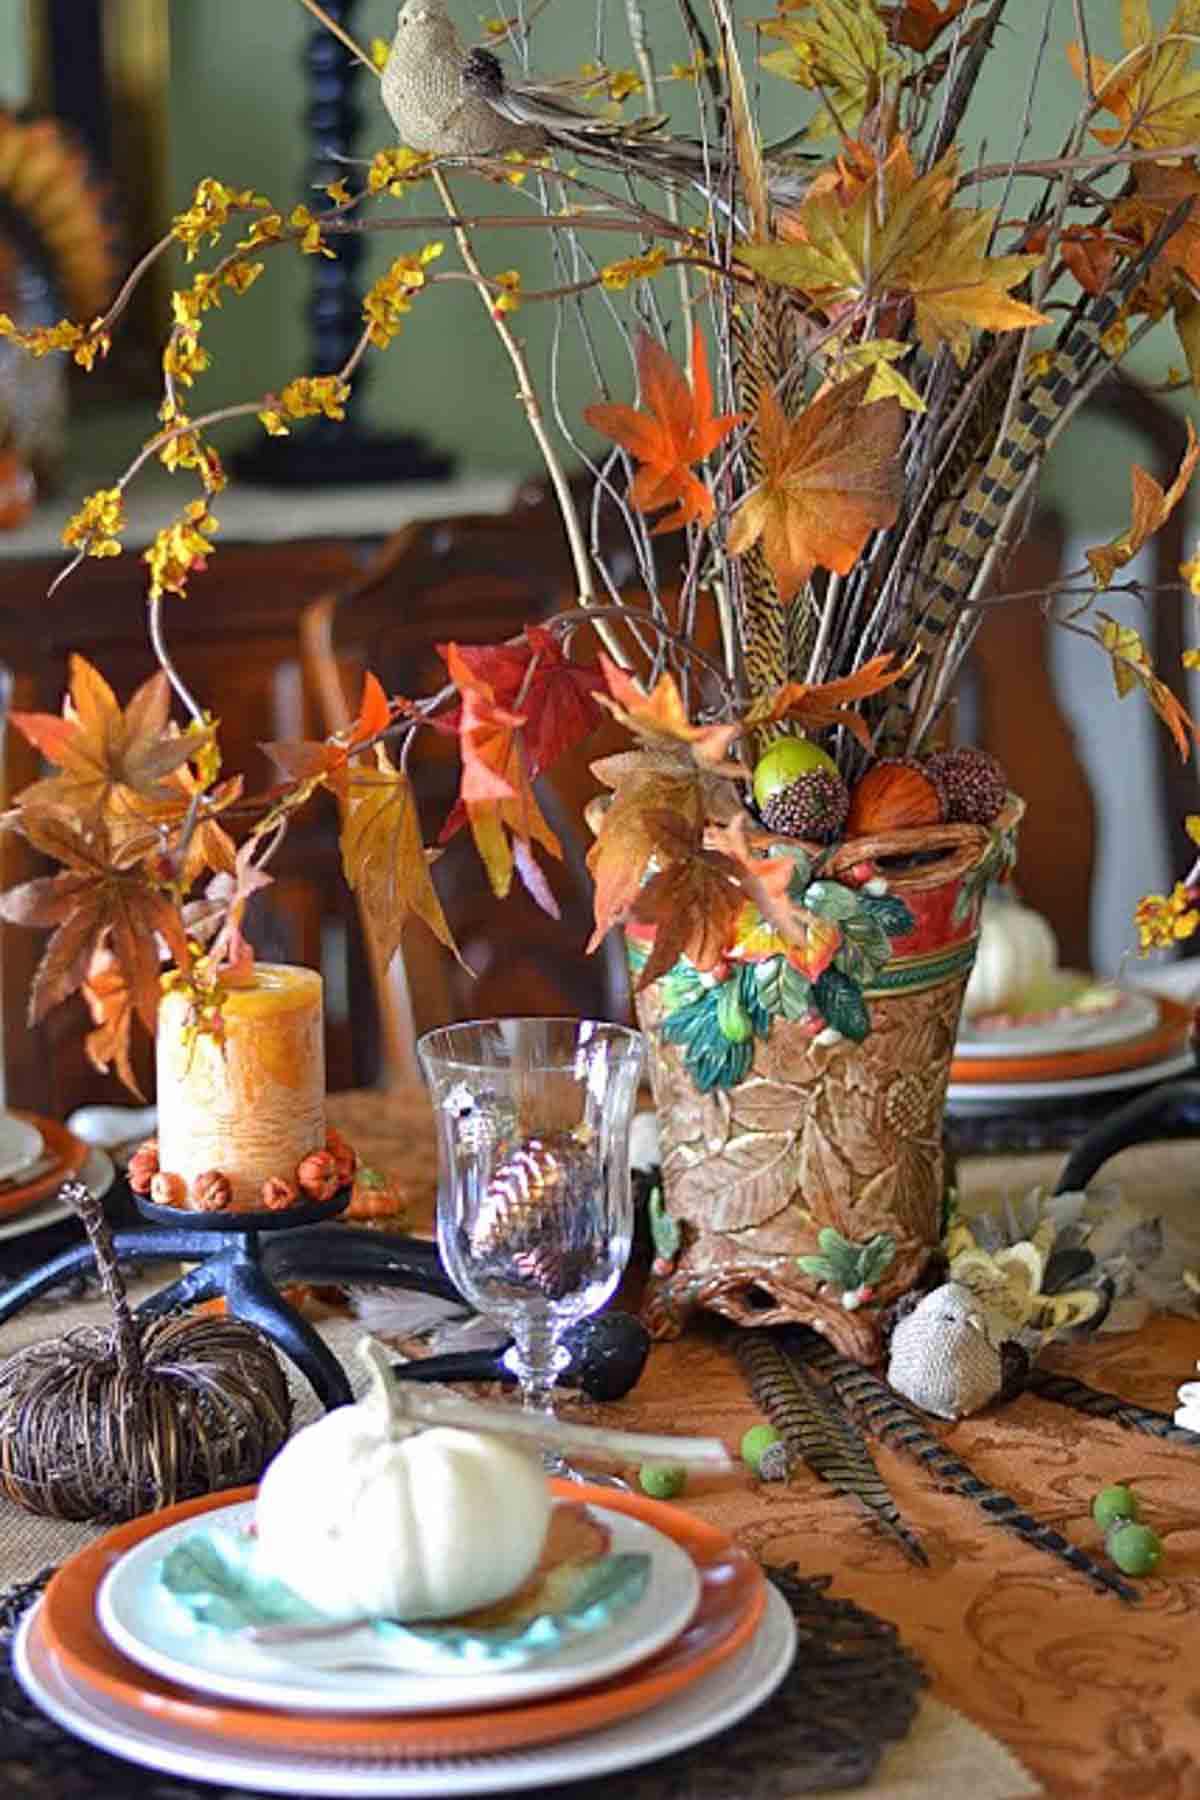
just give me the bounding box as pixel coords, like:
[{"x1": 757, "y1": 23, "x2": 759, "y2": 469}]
[{"x1": 0, "y1": 5, "x2": 28, "y2": 107}]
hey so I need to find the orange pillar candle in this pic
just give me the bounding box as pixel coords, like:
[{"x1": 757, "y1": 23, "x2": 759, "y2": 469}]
[{"x1": 156, "y1": 964, "x2": 326, "y2": 1208}]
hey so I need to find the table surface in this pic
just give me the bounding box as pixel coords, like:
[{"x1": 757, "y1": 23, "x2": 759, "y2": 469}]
[{"x1": 4, "y1": 1084, "x2": 1200, "y2": 1800}]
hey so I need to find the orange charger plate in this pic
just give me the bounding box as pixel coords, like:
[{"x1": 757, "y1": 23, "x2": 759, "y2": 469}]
[
  {"x1": 0, "y1": 1116, "x2": 89, "y2": 1220},
  {"x1": 949, "y1": 995, "x2": 1193, "y2": 1087},
  {"x1": 38, "y1": 1480, "x2": 766, "y2": 1760}
]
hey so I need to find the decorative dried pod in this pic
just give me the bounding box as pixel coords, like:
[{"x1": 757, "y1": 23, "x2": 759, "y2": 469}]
[
  {"x1": 191, "y1": 1168, "x2": 233, "y2": 1213},
  {"x1": 297, "y1": 1148, "x2": 339, "y2": 1202},
  {"x1": 926, "y1": 745, "x2": 1008, "y2": 825},
  {"x1": 127, "y1": 1138, "x2": 159, "y2": 1196},
  {"x1": 261, "y1": 1175, "x2": 299, "y2": 1212},
  {"x1": 0, "y1": 1181, "x2": 291, "y2": 1523},
  {"x1": 846, "y1": 758, "x2": 946, "y2": 837},
  {"x1": 149, "y1": 1169, "x2": 187, "y2": 1209},
  {"x1": 325, "y1": 1126, "x2": 358, "y2": 1187}
]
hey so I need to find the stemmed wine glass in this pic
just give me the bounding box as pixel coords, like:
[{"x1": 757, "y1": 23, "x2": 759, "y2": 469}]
[{"x1": 417, "y1": 1018, "x2": 644, "y2": 1477}]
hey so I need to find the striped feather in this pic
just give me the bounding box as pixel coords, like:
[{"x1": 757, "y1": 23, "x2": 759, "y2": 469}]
[
  {"x1": 731, "y1": 281, "x2": 797, "y2": 711},
  {"x1": 1027, "y1": 1368, "x2": 1200, "y2": 1446},
  {"x1": 787, "y1": 1330, "x2": 1137, "y2": 1602},
  {"x1": 876, "y1": 232, "x2": 1171, "y2": 752},
  {"x1": 735, "y1": 1330, "x2": 928, "y2": 1565}
]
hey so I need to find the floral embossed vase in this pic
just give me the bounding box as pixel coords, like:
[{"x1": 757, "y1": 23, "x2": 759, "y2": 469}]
[{"x1": 631, "y1": 799, "x2": 1023, "y2": 1364}]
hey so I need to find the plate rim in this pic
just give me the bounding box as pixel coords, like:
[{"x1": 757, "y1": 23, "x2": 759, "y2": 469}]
[
  {"x1": 15, "y1": 1586, "x2": 796, "y2": 1798},
  {"x1": 946, "y1": 1044, "x2": 1197, "y2": 1108},
  {"x1": 0, "y1": 1116, "x2": 90, "y2": 1220},
  {"x1": 955, "y1": 978, "x2": 1160, "y2": 1059},
  {"x1": 38, "y1": 1480, "x2": 766, "y2": 1760},
  {"x1": 0, "y1": 1148, "x2": 115, "y2": 1243},
  {"x1": 0, "y1": 1114, "x2": 45, "y2": 1182},
  {"x1": 96, "y1": 1495, "x2": 704, "y2": 1715}
]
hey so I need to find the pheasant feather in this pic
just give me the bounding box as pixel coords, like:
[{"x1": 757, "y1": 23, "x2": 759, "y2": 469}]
[
  {"x1": 730, "y1": 284, "x2": 798, "y2": 711},
  {"x1": 877, "y1": 219, "x2": 1183, "y2": 751},
  {"x1": 1027, "y1": 1368, "x2": 1200, "y2": 1446},
  {"x1": 734, "y1": 1330, "x2": 928, "y2": 1566},
  {"x1": 787, "y1": 1330, "x2": 1137, "y2": 1602}
]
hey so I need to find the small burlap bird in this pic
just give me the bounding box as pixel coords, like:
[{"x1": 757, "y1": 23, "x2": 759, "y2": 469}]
[{"x1": 380, "y1": 0, "x2": 812, "y2": 193}]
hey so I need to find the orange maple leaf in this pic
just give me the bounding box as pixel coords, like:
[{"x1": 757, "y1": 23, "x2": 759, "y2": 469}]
[
  {"x1": 744, "y1": 653, "x2": 911, "y2": 749},
  {"x1": 705, "y1": 816, "x2": 842, "y2": 978},
  {"x1": 444, "y1": 642, "x2": 561, "y2": 904},
  {"x1": 342, "y1": 747, "x2": 458, "y2": 967},
  {"x1": 1086, "y1": 419, "x2": 1200, "y2": 590},
  {"x1": 583, "y1": 322, "x2": 742, "y2": 533},
  {"x1": 727, "y1": 373, "x2": 904, "y2": 601},
  {"x1": 586, "y1": 772, "x2": 703, "y2": 947},
  {"x1": 595, "y1": 656, "x2": 747, "y2": 774},
  {"x1": 9, "y1": 654, "x2": 210, "y2": 837},
  {"x1": 1108, "y1": 161, "x2": 1200, "y2": 300},
  {"x1": 626, "y1": 814, "x2": 746, "y2": 989},
  {"x1": 262, "y1": 670, "x2": 393, "y2": 806},
  {"x1": 1069, "y1": 6, "x2": 1200, "y2": 154}
]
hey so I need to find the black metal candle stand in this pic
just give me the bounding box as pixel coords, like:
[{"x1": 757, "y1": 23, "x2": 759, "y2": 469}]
[{"x1": 0, "y1": 1181, "x2": 463, "y2": 1411}]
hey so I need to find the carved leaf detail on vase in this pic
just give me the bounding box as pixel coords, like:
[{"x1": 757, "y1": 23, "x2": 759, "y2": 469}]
[
  {"x1": 672, "y1": 1126, "x2": 798, "y2": 1233},
  {"x1": 729, "y1": 1078, "x2": 809, "y2": 1134}
]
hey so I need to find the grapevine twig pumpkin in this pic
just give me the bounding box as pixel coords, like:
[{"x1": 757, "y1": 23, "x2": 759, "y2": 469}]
[{"x1": 0, "y1": 1180, "x2": 291, "y2": 1523}]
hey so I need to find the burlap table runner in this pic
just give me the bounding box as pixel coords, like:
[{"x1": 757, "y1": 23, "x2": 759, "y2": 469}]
[{"x1": 0, "y1": 1281, "x2": 1039, "y2": 1799}]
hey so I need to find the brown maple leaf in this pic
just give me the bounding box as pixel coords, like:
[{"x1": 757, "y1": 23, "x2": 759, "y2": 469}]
[
  {"x1": 586, "y1": 771, "x2": 703, "y2": 948},
  {"x1": 9, "y1": 655, "x2": 210, "y2": 836},
  {"x1": 728, "y1": 373, "x2": 905, "y2": 601},
  {"x1": 1069, "y1": 4, "x2": 1200, "y2": 154},
  {"x1": 627, "y1": 814, "x2": 745, "y2": 989},
  {"x1": 342, "y1": 747, "x2": 458, "y2": 969},
  {"x1": 262, "y1": 670, "x2": 394, "y2": 806},
  {"x1": 595, "y1": 657, "x2": 748, "y2": 777},
  {"x1": 0, "y1": 809, "x2": 191, "y2": 1033},
  {"x1": 883, "y1": 0, "x2": 971, "y2": 53},
  {"x1": 583, "y1": 322, "x2": 742, "y2": 533}
]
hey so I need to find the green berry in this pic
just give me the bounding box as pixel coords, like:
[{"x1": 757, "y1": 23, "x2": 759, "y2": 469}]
[
  {"x1": 638, "y1": 1461, "x2": 687, "y2": 1500},
  {"x1": 1092, "y1": 1484, "x2": 1139, "y2": 1531},
  {"x1": 752, "y1": 739, "x2": 838, "y2": 812},
  {"x1": 1107, "y1": 1521, "x2": 1162, "y2": 1577},
  {"x1": 740, "y1": 1423, "x2": 782, "y2": 1474}
]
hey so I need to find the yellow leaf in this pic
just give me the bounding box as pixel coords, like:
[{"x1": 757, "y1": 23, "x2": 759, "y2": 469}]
[{"x1": 1086, "y1": 420, "x2": 1200, "y2": 588}]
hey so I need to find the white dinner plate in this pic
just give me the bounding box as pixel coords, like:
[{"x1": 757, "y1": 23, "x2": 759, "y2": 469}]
[
  {"x1": 98, "y1": 1497, "x2": 702, "y2": 1715},
  {"x1": 945, "y1": 1045, "x2": 1197, "y2": 1112},
  {"x1": 0, "y1": 1114, "x2": 44, "y2": 1183},
  {"x1": 955, "y1": 979, "x2": 1160, "y2": 1059},
  {"x1": 0, "y1": 1148, "x2": 116, "y2": 1243},
  {"x1": 16, "y1": 1585, "x2": 795, "y2": 1798}
]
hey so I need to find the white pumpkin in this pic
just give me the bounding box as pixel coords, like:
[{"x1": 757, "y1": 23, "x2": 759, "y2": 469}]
[
  {"x1": 963, "y1": 895, "x2": 1058, "y2": 1018},
  {"x1": 254, "y1": 1338, "x2": 551, "y2": 1623}
]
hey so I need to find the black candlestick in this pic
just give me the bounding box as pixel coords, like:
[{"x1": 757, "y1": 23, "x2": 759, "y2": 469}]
[{"x1": 233, "y1": 0, "x2": 454, "y2": 486}]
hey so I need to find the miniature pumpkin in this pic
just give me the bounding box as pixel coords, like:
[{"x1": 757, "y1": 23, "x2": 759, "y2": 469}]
[
  {"x1": 254, "y1": 1338, "x2": 551, "y2": 1623},
  {"x1": 845, "y1": 759, "x2": 944, "y2": 836},
  {"x1": 963, "y1": 894, "x2": 1057, "y2": 1018}
]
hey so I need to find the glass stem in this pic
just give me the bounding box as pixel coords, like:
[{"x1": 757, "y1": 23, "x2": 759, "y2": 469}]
[{"x1": 510, "y1": 1313, "x2": 559, "y2": 1418}]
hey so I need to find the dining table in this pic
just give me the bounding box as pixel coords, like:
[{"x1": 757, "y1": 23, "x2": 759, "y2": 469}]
[{"x1": 3, "y1": 1081, "x2": 1200, "y2": 1800}]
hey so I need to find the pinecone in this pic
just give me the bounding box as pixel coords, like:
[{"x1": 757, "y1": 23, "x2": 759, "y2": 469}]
[
  {"x1": 469, "y1": 1133, "x2": 598, "y2": 1300},
  {"x1": 760, "y1": 768, "x2": 850, "y2": 841},
  {"x1": 926, "y1": 746, "x2": 1007, "y2": 825}
]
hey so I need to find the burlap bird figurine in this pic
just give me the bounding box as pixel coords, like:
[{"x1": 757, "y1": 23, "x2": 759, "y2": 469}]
[
  {"x1": 379, "y1": 0, "x2": 812, "y2": 192},
  {"x1": 886, "y1": 1282, "x2": 1005, "y2": 1422}
]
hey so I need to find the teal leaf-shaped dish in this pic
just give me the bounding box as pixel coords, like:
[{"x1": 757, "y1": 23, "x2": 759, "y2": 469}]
[{"x1": 158, "y1": 1527, "x2": 652, "y2": 1675}]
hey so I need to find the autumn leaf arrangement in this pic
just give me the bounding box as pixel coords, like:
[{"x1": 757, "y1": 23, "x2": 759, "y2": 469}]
[{"x1": 3, "y1": 0, "x2": 1200, "y2": 1094}]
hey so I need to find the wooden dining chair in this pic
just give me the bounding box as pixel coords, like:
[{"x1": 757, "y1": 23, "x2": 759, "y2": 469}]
[{"x1": 300, "y1": 507, "x2": 634, "y2": 1089}]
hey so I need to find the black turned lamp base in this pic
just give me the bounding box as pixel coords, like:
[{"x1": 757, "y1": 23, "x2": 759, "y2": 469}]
[
  {"x1": 0, "y1": 1184, "x2": 462, "y2": 1412},
  {"x1": 230, "y1": 419, "x2": 456, "y2": 488}
]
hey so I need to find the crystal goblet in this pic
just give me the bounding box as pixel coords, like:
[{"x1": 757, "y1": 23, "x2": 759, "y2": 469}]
[{"x1": 417, "y1": 1018, "x2": 644, "y2": 1477}]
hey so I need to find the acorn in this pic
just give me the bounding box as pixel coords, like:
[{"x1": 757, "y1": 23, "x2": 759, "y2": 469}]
[
  {"x1": 761, "y1": 768, "x2": 850, "y2": 842},
  {"x1": 926, "y1": 746, "x2": 1008, "y2": 825},
  {"x1": 752, "y1": 737, "x2": 840, "y2": 812},
  {"x1": 846, "y1": 758, "x2": 946, "y2": 836}
]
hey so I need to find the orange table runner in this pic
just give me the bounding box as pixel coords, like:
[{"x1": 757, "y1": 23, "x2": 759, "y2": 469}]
[{"x1": 327, "y1": 1087, "x2": 1200, "y2": 1798}]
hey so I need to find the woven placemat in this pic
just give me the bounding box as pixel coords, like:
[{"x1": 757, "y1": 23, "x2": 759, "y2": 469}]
[{"x1": 0, "y1": 1562, "x2": 928, "y2": 1800}]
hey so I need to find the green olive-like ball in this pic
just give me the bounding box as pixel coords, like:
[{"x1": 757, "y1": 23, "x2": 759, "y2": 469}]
[
  {"x1": 1107, "y1": 1521, "x2": 1162, "y2": 1577},
  {"x1": 740, "y1": 1423, "x2": 782, "y2": 1474},
  {"x1": 752, "y1": 739, "x2": 839, "y2": 811},
  {"x1": 1092, "y1": 1484, "x2": 1139, "y2": 1531},
  {"x1": 638, "y1": 1461, "x2": 687, "y2": 1500}
]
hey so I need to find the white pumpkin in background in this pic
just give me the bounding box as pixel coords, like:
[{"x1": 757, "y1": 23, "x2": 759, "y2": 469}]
[
  {"x1": 254, "y1": 1338, "x2": 551, "y2": 1623},
  {"x1": 963, "y1": 895, "x2": 1058, "y2": 1018}
]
